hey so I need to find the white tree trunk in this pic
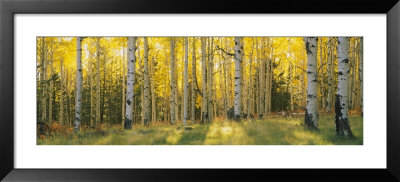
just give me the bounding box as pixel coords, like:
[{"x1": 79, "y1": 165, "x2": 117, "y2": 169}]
[
  {"x1": 264, "y1": 38, "x2": 269, "y2": 116},
  {"x1": 125, "y1": 37, "x2": 137, "y2": 129},
  {"x1": 150, "y1": 56, "x2": 156, "y2": 122},
  {"x1": 304, "y1": 37, "x2": 319, "y2": 129},
  {"x1": 88, "y1": 46, "x2": 94, "y2": 128},
  {"x1": 335, "y1": 37, "x2": 353, "y2": 137},
  {"x1": 74, "y1": 37, "x2": 83, "y2": 132},
  {"x1": 183, "y1": 37, "x2": 189, "y2": 126},
  {"x1": 207, "y1": 38, "x2": 214, "y2": 123},
  {"x1": 143, "y1": 37, "x2": 150, "y2": 125},
  {"x1": 170, "y1": 37, "x2": 177, "y2": 124},
  {"x1": 96, "y1": 38, "x2": 101, "y2": 127},
  {"x1": 256, "y1": 38, "x2": 264, "y2": 117},
  {"x1": 41, "y1": 38, "x2": 47, "y2": 124},
  {"x1": 191, "y1": 38, "x2": 197, "y2": 124},
  {"x1": 59, "y1": 56, "x2": 64, "y2": 125},
  {"x1": 201, "y1": 37, "x2": 208, "y2": 124},
  {"x1": 49, "y1": 42, "x2": 54, "y2": 126},
  {"x1": 234, "y1": 37, "x2": 243, "y2": 121}
]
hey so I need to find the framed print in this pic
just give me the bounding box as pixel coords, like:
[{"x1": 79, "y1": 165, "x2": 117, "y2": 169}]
[{"x1": 1, "y1": 0, "x2": 399, "y2": 181}]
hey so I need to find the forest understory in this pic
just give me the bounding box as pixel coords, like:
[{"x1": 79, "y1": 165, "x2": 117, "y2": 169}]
[{"x1": 38, "y1": 114, "x2": 363, "y2": 145}]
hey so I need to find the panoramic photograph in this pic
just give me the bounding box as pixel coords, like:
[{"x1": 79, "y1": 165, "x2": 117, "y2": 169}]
[{"x1": 36, "y1": 37, "x2": 363, "y2": 145}]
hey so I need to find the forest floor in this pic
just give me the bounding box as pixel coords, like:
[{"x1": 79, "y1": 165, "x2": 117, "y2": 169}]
[{"x1": 37, "y1": 114, "x2": 363, "y2": 145}]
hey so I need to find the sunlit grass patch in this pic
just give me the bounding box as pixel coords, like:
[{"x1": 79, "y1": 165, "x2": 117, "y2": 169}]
[{"x1": 37, "y1": 114, "x2": 363, "y2": 145}]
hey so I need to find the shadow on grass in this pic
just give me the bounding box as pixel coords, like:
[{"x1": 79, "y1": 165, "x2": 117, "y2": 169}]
[
  {"x1": 240, "y1": 115, "x2": 363, "y2": 145},
  {"x1": 290, "y1": 115, "x2": 363, "y2": 145},
  {"x1": 176, "y1": 124, "x2": 210, "y2": 145}
]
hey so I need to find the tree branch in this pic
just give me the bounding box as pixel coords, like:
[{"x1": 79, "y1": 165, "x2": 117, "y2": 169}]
[
  {"x1": 286, "y1": 58, "x2": 307, "y2": 73},
  {"x1": 215, "y1": 45, "x2": 235, "y2": 57}
]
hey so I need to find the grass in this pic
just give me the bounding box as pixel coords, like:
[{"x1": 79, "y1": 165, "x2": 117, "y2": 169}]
[{"x1": 37, "y1": 114, "x2": 363, "y2": 145}]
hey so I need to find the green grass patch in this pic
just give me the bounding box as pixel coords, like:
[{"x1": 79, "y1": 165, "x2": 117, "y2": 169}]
[{"x1": 37, "y1": 114, "x2": 363, "y2": 145}]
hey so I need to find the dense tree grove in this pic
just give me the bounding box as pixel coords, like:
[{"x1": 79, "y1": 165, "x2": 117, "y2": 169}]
[{"x1": 37, "y1": 37, "x2": 363, "y2": 138}]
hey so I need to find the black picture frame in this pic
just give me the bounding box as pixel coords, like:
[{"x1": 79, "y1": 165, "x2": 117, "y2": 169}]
[{"x1": 1, "y1": 0, "x2": 399, "y2": 181}]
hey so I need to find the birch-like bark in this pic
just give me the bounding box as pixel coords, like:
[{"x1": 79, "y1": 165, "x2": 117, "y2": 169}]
[
  {"x1": 267, "y1": 38, "x2": 273, "y2": 114},
  {"x1": 191, "y1": 38, "x2": 197, "y2": 123},
  {"x1": 41, "y1": 38, "x2": 47, "y2": 124},
  {"x1": 183, "y1": 37, "x2": 189, "y2": 126},
  {"x1": 201, "y1": 37, "x2": 208, "y2": 124},
  {"x1": 234, "y1": 37, "x2": 243, "y2": 121},
  {"x1": 124, "y1": 37, "x2": 137, "y2": 129},
  {"x1": 150, "y1": 56, "x2": 156, "y2": 122},
  {"x1": 335, "y1": 37, "x2": 353, "y2": 137},
  {"x1": 88, "y1": 45, "x2": 94, "y2": 128},
  {"x1": 207, "y1": 37, "x2": 214, "y2": 123},
  {"x1": 59, "y1": 56, "x2": 64, "y2": 125},
  {"x1": 137, "y1": 39, "x2": 144, "y2": 125},
  {"x1": 170, "y1": 37, "x2": 177, "y2": 124},
  {"x1": 359, "y1": 38, "x2": 363, "y2": 117},
  {"x1": 49, "y1": 41, "x2": 54, "y2": 126},
  {"x1": 96, "y1": 38, "x2": 101, "y2": 127},
  {"x1": 143, "y1": 37, "x2": 150, "y2": 125},
  {"x1": 256, "y1": 38, "x2": 264, "y2": 117},
  {"x1": 264, "y1": 37, "x2": 269, "y2": 115},
  {"x1": 74, "y1": 37, "x2": 83, "y2": 132},
  {"x1": 304, "y1": 37, "x2": 319, "y2": 129}
]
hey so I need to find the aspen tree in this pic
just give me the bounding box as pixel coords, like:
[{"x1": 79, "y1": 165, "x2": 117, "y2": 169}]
[
  {"x1": 304, "y1": 37, "x2": 319, "y2": 129},
  {"x1": 183, "y1": 37, "x2": 189, "y2": 126},
  {"x1": 234, "y1": 37, "x2": 243, "y2": 121},
  {"x1": 191, "y1": 37, "x2": 197, "y2": 124},
  {"x1": 96, "y1": 38, "x2": 101, "y2": 127},
  {"x1": 207, "y1": 37, "x2": 214, "y2": 123},
  {"x1": 335, "y1": 37, "x2": 353, "y2": 137},
  {"x1": 170, "y1": 37, "x2": 177, "y2": 124},
  {"x1": 124, "y1": 37, "x2": 137, "y2": 129},
  {"x1": 89, "y1": 43, "x2": 94, "y2": 128},
  {"x1": 41, "y1": 38, "x2": 47, "y2": 124},
  {"x1": 150, "y1": 56, "x2": 156, "y2": 122},
  {"x1": 59, "y1": 56, "x2": 64, "y2": 125},
  {"x1": 143, "y1": 37, "x2": 150, "y2": 125},
  {"x1": 49, "y1": 40, "x2": 54, "y2": 126},
  {"x1": 201, "y1": 37, "x2": 208, "y2": 124},
  {"x1": 74, "y1": 37, "x2": 83, "y2": 132},
  {"x1": 264, "y1": 38, "x2": 269, "y2": 115},
  {"x1": 256, "y1": 38, "x2": 264, "y2": 117},
  {"x1": 121, "y1": 47, "x2": 126, "y2": 126}
]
